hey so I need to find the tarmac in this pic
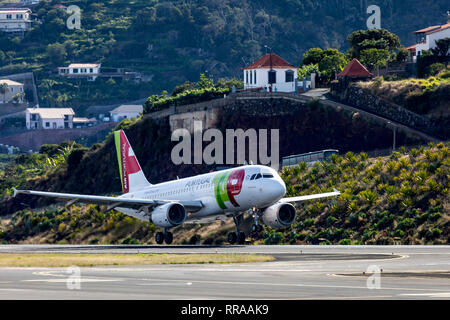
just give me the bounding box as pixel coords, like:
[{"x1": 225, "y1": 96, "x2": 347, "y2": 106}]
[{"x1": 0, "y1": 245, "x2": 449, "y2": 299}]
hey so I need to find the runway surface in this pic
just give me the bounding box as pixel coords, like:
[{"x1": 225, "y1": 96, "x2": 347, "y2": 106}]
[{"x1": 0, "y1": 245, "x2": 449, "y2": 299}]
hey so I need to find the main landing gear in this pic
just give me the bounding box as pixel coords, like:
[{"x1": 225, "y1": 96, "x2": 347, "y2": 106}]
[
  {"x1": 155, "y1": 228, "x2": 173, "y2": 245},
  {"x1": 227, "y1": 215, "x2": 246, "y2": 245}
]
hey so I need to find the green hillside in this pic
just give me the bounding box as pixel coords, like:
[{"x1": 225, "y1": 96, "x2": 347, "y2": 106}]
[
  {"x1": 0, "y1": 0, "x2": 448, "y2": 107},
  {"x1": 1, "y1": 143, "x2": 448, "y2": 245}
]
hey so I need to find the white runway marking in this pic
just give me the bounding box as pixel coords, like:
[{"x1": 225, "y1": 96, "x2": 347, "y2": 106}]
[
  {"x1": 24, "y1": 278, "x2": 124, "y2": 283},
  {"x1": 399, "y1": 292, "x2": 450, "y2": 298}
]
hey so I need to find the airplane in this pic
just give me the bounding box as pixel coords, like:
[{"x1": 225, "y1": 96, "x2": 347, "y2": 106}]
[{"x1": 13, "y1": 130, "x2": 340, "y2": 245}]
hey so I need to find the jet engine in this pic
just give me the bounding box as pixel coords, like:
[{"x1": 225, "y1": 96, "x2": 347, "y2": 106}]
[
  {"x1": 261, "y1": 202, "x2": 296, "y2": 229},
  {"x1": 151, "y1": 203, "x2": 186, "y2": 227}
]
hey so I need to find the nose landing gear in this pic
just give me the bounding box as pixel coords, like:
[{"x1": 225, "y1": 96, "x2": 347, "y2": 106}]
[{"x1": 250, "y1": 208, "x2": 264, "y2": 233}]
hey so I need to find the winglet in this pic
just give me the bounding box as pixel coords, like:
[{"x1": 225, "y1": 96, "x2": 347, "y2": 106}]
[
  {"x1": 333, "y1": 188, "x2": 340, "y2": 196},
  {"x1": 13, "y1": 187, "x2": 18, "y2": 197}
]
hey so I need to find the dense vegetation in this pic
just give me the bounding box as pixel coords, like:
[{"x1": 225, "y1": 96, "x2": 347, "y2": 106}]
[
  {"x1": 1, "y1": 143, "x2": 448, "y2": 245},
  {"x1": 357, "y1": 67, "x2": 450, "y2": 127},
  {"x1": 0, "y1": 0, "x2": 448, "y2": 108}
]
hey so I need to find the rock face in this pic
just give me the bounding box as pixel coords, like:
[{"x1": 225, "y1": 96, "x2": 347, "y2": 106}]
[{"x1": 331, "y1": 83, "x2": 447, "y2": 139}]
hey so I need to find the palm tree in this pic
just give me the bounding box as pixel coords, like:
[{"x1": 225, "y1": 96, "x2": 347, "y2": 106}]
[{"x1": 0, "y1": 83, "x2": 9, "y2": 103}]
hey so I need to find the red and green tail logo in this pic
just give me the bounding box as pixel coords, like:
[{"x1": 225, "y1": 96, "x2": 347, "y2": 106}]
[{"x1": 114, "y1": 130, "x2": 142, "y2": 193}]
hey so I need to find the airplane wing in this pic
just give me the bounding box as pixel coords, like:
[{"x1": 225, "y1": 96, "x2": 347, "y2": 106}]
[
  {"x1": 13, "y1": 188, "x2": 203, "y2": 212},
  {"x1": 280, "y1": 189, "x2": 340, "y2": 203}
]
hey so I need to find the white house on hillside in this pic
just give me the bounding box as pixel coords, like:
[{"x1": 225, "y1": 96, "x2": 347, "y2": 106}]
[
  {"x1": 20, "y1": 0, "x2": 41, "y2": 5},
  {"x1": 243, "y1": 53, "x2": 302, "y2": 92},
  {"x1": 0, "y1": 8, "x2": 32, "y2": 34},
  {"x1": 110, "y1": 105, "x2": 143, "y2": 122},
  {"x1": 407, "y1": 22, "x2": 450, "y2": 62},
  {"x1": 58, "y1": 63, "x2": 102, "y2": 81},
  {"x1": 0, "y1": 79, "x2": 24, "y2": 104},
  {"x1": 26, "y1": 108, "x2": 75, "y2": 130}
]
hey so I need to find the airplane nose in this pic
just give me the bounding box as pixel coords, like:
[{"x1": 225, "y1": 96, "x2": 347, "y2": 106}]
[{"x1": 273, "y1": 179, "x2": 286, "y2": 199}]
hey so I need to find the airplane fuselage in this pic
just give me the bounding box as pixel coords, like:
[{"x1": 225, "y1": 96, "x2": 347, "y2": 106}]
[{"x1": 117, "y1": 165, "x2": 286, "y2": 223}]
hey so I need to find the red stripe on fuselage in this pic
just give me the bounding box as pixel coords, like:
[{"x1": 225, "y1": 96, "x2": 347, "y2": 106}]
[{"x1": 227, "y1": 168, "x2": 245, "y2": 207}]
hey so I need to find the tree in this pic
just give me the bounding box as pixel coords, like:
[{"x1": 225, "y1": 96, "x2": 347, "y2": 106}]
[
  {"x1": 347, "y1": 29, "x2": 401, "y2": 59},
  {"x1": 360, "y1": 48, "x2": 389, "y2": 75},
  {"x1": 46, "y1": 43, "x2": 67, "y2": 66},
  {"x1": 319, "y1": 49, "x2": 348, "y2": 81},
  {"x1": 431, "y1": 38, "x2": 450, "y2": 57},
  {"x1": 0, "y1": 50, "x2": 5, "y2": 65},
  {"x1": 197, "y1": 73, "x2": 214, "y2": 89},
  {"x1": 215, "y1": 78, "x2": 244, "y2": 90},
  {"x1": 171, "y1": 81, "x2": 195, "y2": 96},
  {"x1": 298, "y1": 64, "x2": 319, "y2": 79},
  {"x1": 300, "y1": 48, "x2": 347, "y2": 82},
  {"x1": 393, "y1": 48, "x2": 409, "y2": 62},
  {"x1": 11, "y1": 92, "x2": 25, "y2": 104},
  {"x1": 301, "y1": 48, "x2": 324, "y2": 66},
  {"x1": 0, "y1": 83, "x2": 8, "y2": 103}
]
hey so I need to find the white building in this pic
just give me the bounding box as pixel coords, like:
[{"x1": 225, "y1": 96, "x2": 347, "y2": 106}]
[
  {"x1": 407, "y1": 23, "x2": 450, "y2": 62},
  {"x1": 26, "y1": 108, "x2": 75, "y2": 130},
  {"x1": 0, "y1": 79, "x2": 24, "y2": 104},
  {"x1": 0, "y1": 8, "x2": 32, "y2": 34},
  {"x1": 58, "y1": 63, "x2": 102, "y2": 81},
  {"x1": 110, "y1": 105, "x2": 143, "y2": 122},
  {"x1": 73, "y1": 117, "x2": 96, "y2": 128},
  {"x1": 243, "y1": 53, "x2": 303, "y2": 92},
  {"x1": 20, "y1": 0, "x2": 40, "y2": 5}
]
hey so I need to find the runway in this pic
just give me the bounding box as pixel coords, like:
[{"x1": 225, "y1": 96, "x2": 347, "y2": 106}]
[{"x1": 0, "y1": 245, "x2": 449, "y2": 299}]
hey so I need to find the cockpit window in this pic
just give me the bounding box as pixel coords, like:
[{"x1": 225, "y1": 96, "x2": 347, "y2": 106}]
[
  {"x1": 255, "y1": 173, "x2": 262, "y2": 180},
  {"x1": 250, "y1": 174, "x2": 256, "y2": 180},
  {"x1": 263, "y1": 174, "x2": 274, "y2": 178}
]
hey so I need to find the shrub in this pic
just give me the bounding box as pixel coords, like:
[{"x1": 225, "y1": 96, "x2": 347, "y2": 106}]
[
  {"x1": 339, "y1": 238, "x2": 352, "y2": 245},
  {"x1": 144, "y1": 87, "x2": 230, "y2": 112},
  {"x1": 89, "y1": 238, "x2": 99, "y2": 244},
  {"x1": 428, "y1": 63, "x2": 445, "y2": 76},
  {"x1": 264, "y1": 231, "x2": 283, "y2": 245},
  {"x1": 303, "y1": 218, "x2": 315, "y2": 228},
  {"x1": 121, "y1": 237, "x2": 139, "y2": 244}
]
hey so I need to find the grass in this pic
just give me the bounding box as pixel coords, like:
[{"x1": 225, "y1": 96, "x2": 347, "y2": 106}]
[{"x1": 0, "y1": 253, "x2": 275, "y2": 267}]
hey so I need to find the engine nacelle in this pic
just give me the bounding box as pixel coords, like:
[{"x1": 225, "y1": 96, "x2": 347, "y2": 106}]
[
  {"x1": 261, "y1": 202, "x2": 296, "y2": 229},
  {"x1": 151, "y1": 203, "x2": 186, "y2": 228}
]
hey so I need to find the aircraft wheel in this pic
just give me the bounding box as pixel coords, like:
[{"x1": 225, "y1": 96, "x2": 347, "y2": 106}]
[
  {"x1": 164, "y1": 232, "x2": 173, "y2": 244},
  {"x1": 228, "y1": 232, "x2": 237, "y2": 244},
  {"x1": 155, "y1": 232, "x2": 164, "y2": 244},
  {"x1": 237, "y1": 232, "x2": 246, "y2": 244}
]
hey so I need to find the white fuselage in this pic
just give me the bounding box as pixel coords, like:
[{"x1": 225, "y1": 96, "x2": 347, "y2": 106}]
[{"x1": 116, "y1": 165, "x2": 286, "y2": 223}]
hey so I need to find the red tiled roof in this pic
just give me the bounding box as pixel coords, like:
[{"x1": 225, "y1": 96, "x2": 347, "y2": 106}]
[
  {"x1": 337, "y1": 59, "x2": 373, "y2": 78},
  {"x1": 243, "y1": 53, "x2": 296, "y2": 70},
  {"x1": 406, "y1": 44, "x2": 416, "y2": 52},
  {"x1": 414, "y1": 23, "x2": 450, "y2": 34}
]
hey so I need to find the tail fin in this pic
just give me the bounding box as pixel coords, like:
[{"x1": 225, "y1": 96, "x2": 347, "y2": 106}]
[{"x1": 114, "y1": 130, "x2": 151, "y2": 194}]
